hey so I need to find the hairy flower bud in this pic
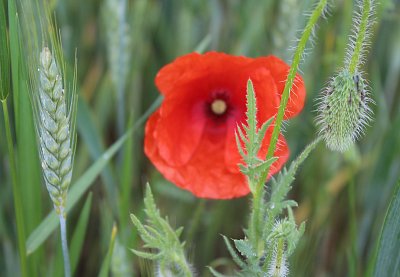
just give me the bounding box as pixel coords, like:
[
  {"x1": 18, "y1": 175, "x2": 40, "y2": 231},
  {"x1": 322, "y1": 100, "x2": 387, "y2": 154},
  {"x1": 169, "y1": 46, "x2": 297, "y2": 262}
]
[{"x1": 316, "y1": 69, "x2": 372, "y2": 152}]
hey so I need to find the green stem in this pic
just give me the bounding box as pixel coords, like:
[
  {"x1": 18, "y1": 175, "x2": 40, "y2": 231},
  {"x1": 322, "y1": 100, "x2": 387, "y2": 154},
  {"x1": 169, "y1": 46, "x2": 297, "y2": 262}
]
[
  {"x1": 250, "y1": 0, "x2": 328, "y2": 253},
  {"x1": 348, "y1": 177, "x2": 358, "y2": 276},
  {"x1": 59, "y1": 211, "x2": 71, "y2": 277},
  {"x1": 185, "y1": 199, "x2": 206, "y2": 243},
  {"x1": 1, "y1": 100, "x2": 28, "y2": 277},
  {"x1": 272, "y1": 238, "x2": 285, "y2": 277},
  {"x1": 348, "y1": 0, "x2": 371, "y2": 75}
]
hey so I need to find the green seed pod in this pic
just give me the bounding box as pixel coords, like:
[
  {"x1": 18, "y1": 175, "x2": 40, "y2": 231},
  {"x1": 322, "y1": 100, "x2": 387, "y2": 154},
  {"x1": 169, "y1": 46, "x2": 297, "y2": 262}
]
[{"x1": 316, "y1": 69, "x2": 372, "y2": 152}]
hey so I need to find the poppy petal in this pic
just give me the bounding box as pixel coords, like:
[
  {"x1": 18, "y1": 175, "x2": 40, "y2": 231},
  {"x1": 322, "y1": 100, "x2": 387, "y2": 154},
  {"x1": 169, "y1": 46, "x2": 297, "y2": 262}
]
[
  {"x1": 253, "y1": 56, "x2": 306, "y2": 119},
  {"x1": 154, "y1": 97, "x2": 206, "y2": 167}
]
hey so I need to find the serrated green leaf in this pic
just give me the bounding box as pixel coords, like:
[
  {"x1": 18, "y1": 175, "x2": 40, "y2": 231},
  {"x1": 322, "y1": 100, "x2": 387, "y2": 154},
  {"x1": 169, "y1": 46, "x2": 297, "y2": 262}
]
[
  {"x1": 251, "y1": 157, "x2": 278, "y2": 176},
  {"x1": 159, "y1": 218, "x2": 179, "y2": 242},
  {"x1": 130, "y1": 214, "x2": 155, "y2": 243},
  {"x1": 222, "y1": 236, "x2": 246, "y2": 268},
  {"x1": 255, "y1": 117, "x2": 274, "y2": 152},
  {"x1": 144, "y1": 183, "x2": 158, "y2": 216},
  {"x1": 239, "y1": 164, "x2": 249, "y2": 174},
  {"x1": 374, "y1": 181, "x2": 400, "y2": 277},
  {"x1": 130, "y1": 184, "x2": 191, "y2": 275},
  {"x1": 175, "y1": 226, "x2": 184, "y2": 238},
  {"x1": 130, "y1": 249, "x2": 159, "y2": 260},
  {"x1": 235, "y1": 130, "x2": 247, "y2": 160},
  {"x1": 233, "y1": 239, "x2": 256, "y2": 260},
  {"x1": 245, "y1": 79, "x2": 257, "y2": 149}
]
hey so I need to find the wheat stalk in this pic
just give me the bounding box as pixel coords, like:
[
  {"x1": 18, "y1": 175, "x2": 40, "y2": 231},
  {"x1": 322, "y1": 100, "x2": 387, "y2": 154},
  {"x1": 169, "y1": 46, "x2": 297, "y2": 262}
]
[{"x1": 37, "y1": 46, "x2": 75, "y2": 277}]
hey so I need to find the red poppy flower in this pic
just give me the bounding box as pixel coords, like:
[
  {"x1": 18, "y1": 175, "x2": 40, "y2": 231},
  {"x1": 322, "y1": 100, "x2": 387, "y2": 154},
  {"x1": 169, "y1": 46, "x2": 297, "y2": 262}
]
[{"x1": 145, "y1": 52, "x2": 305, "y2": 199}]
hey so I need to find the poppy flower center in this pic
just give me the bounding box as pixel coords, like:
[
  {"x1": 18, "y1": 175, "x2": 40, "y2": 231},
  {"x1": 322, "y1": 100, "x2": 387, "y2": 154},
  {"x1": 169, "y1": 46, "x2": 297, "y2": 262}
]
[{"x1": 211, "y1": 99, "x2": 227, "y2": 115}]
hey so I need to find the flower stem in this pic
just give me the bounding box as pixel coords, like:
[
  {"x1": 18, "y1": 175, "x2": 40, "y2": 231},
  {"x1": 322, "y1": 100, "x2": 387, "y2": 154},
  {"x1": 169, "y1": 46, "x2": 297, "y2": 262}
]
[
  {"x1": 272, "y1": 238, "x2": 285, "y2": 277},
  {"x1": 59, "y1": 210, "x2": 71, "y2": 277},
  {"x1": 348, "y1": 177, "x2": 358, "y2": 275},
  {"x1": 185, "y1": 199, "x2": 206, "y2": 242},
  {"x1": 348, "y1": 0, "x2": 372, "y2": 75},
  {"x1": 1, "y1": 100, "x2": 28, "y2": 277},
  {"x1": 250, "y1": 0, "x2": 328, "y2": 253}
]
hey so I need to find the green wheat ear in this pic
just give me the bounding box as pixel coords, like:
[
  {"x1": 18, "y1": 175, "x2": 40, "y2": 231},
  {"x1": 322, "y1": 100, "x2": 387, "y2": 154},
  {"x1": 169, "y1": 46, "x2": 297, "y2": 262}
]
[
  {"x1": 38, "y1": 47, "x2": 74, "y2": 215},
  {"x1": 316, "y1": 69, "x2": 372, "y2": 152}
]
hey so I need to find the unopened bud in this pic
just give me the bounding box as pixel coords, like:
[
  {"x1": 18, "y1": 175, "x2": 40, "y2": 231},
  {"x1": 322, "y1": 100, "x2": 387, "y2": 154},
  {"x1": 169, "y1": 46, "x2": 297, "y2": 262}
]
[{"x1": 316, "y1": 69, "x2": 372, "y2": 152}]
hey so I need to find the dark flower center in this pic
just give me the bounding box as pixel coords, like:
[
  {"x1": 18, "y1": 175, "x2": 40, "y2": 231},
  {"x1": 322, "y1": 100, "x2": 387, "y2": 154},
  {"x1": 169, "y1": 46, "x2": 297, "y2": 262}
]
[
  {"x1": 211, "y1": 99, "x2": 227, "y2": 115},
  {"x1": 206, "y1": 90, "x2": 231, "y2": 120}
]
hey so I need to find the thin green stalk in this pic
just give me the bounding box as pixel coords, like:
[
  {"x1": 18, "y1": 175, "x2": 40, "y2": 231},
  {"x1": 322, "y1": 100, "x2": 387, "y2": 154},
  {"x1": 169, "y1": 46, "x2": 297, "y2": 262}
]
[
  {"x1": 1, "y1": 100, "x2": 28, "y2": 277},
  {"x1": 348, "y1": 0, "x2": 371, "y2": 75},
  {"x1": 272, "y1": 238, "x2": 285, "y2": 277},
  {"x1": 348, "y1": 177, "x2": 358, "y2": 276},
  {"x1": 59, "y1": 211, "x2": 71, "y2": 277},
  {"x1": 250, "y1": 0, "x2": 328, "y2": 251},
  {"x1": 185, "y1": 199, "x2": 206, "y2": 243}
]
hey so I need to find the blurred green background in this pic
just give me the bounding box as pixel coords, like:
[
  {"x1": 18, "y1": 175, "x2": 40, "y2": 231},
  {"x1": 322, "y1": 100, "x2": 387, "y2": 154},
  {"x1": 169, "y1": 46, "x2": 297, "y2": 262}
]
[{"x1": 0, "y1": 0, "x2": 399, "y2": 276}]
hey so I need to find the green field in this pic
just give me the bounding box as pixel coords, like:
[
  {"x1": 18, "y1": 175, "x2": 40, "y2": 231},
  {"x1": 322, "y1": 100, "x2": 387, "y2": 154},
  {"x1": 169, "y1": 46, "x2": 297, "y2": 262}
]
[{"x1": 0, "y1": 0, "x2": 399, "y2": 276}]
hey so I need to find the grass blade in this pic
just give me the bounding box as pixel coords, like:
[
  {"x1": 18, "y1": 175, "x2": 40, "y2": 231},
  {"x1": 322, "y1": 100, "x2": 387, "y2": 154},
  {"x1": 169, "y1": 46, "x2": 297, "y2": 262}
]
[
  {"x1": 98, "y1": 224, "x2": 118, "y2": 277},
  {"x1": 373, "y1": 180, "x2": 400, "y2": 276},
  {"x1": 1, "y1": 101, "x2": 28, "y2": 277},
  {"x1": 77, "y1": 97, "x2": 118, "y2": 211},
  {"x1": 70, "y1": 193, "x2": 93, "y2": 275}
]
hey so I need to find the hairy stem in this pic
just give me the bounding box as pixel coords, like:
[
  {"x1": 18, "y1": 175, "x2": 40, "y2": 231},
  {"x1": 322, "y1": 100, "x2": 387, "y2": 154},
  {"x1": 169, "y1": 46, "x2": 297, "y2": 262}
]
[
  {"x1": 59, "y1": 210, "x2": 71, "y2": 277},
  {"x1": 272, "y1": 238, "x2": 285, "y2": 277},
  {"x1": 348, "y1": 0, "x2": 371, "y2": 75},
  {"x1": 1, "y1": 100, "x2": 28, "y2": 277},
  {"x1": 249, "y1": 0, "x2": 328, "y2": 253}
]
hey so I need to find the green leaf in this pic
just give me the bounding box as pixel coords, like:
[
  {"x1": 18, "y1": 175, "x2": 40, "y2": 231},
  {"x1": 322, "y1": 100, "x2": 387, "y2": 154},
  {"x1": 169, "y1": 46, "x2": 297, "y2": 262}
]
[
  {"x1": 130, "y1": 214, "x2": 154, "y2": 243},
  {"x1": 130, "y1": 185, "x2": 192, "y2": 275},
  {"x1": 130, "y1": 249, "x2": 159, "y2": 260},
  {"x1": 208, "y1": 266, "x2": 228, "y2": 277},
  {"x1": 8, "y1": 0, "x2": 20, "y2": 126},
  {"x1": 70, "y1": 193, "x2": 93, "y2": 275},
  {"x1": 373, "y1": 180, "x2": 400, "y2": 276},
  {"x1": 222, "y1": 236, "x2": 246, "y2": 268},
  {"x1": 0, "y1": 0, "x2": 10, "y2": 100},
  {"x1": 233, "y1": 239, "x2": 256, "y2": 259},
  {"x1": 255, "y1": 117, "x2": 273, "y2": 151},
  {"x1": 251, "y1": 157, "x2": 278, "y2": 176},
  {"x1": 245, "y1": 79, "x2": 257, "y2": 156},
  {"x1": 98, "y1": 224, "x2": 118, "y2": 277},
  {"x1": 77, "y1": 97, "x2": 118, "y2": 205},
  {"x1": 235, "y1": 130, "x2": 246, "y2": 160}
]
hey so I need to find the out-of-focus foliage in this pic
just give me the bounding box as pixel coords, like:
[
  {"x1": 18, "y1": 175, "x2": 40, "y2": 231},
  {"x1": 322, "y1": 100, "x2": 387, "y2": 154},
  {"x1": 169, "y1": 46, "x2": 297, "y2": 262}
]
[{"x1": 0, "y1": 0, "x2": 399, "y2": 276}]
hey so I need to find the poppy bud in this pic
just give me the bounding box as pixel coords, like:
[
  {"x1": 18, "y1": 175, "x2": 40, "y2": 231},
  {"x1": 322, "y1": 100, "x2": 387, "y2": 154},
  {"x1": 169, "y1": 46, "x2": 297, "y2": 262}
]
[{"x1": 316, "y1": 69, "x2": 372, "y2": 152}]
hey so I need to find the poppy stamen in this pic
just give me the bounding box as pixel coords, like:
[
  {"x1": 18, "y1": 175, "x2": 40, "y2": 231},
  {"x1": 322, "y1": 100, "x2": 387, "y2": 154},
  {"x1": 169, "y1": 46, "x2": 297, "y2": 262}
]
[{"x1": 211, "y1": 99, "x2": 227, "y2": 115}]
